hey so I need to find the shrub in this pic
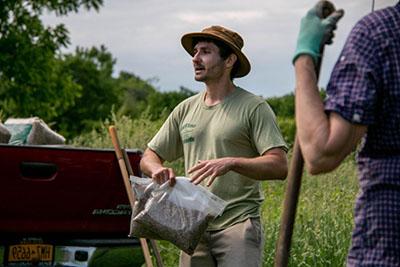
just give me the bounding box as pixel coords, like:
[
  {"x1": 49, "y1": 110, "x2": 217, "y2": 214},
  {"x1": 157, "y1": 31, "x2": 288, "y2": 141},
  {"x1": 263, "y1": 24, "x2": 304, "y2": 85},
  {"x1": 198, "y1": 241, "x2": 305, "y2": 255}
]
[{"x1": 277, "y1": 116, "x2": 296, "y2": 147}]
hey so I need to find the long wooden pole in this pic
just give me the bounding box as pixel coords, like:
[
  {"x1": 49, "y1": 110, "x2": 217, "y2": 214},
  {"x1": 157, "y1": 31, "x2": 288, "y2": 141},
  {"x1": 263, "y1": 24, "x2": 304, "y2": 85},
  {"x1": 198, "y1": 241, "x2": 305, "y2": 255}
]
[
  {"x1": 108, "y1": 126, "x2": 154, "y2": 267},
  {"x1": 274, "y1": 138, "x2": 304, "y2": 267},
  {"x1": 274, "y1": 2, "x2": 336, "y2": 266},
  {"x1": 122, "y1": 148, "x2": 164, "y2": 267}
]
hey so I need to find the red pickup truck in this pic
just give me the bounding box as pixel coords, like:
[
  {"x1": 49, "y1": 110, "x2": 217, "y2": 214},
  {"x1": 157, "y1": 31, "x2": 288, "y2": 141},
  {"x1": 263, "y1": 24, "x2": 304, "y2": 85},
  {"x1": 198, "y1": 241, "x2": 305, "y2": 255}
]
[{"x1": 0, "y1": 144, "x2": 144, "y2": 266}]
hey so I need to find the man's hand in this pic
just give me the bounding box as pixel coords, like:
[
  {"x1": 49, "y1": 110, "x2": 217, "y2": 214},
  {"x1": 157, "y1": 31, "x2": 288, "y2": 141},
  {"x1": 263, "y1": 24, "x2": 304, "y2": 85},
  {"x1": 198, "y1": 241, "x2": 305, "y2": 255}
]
[
  {"x1": 140, "y1": 148, "x2": 176, "y2": 186},
  {"x1": 293, "y1": 0, "x2": 344, "y2": 66},
  {"x1": 189, "y1": 158, "x2": 234, "y2": 186},
  {"x1": 151, "y1": 166, "x2": 176, "y2": 186}
]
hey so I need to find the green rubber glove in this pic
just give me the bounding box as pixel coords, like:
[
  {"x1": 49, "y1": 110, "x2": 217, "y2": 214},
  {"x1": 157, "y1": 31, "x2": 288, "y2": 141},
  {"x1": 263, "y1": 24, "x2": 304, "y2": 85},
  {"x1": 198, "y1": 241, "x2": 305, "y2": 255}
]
[{"x1": 293, "y1": 2, "x2": 344, "y2": 65}]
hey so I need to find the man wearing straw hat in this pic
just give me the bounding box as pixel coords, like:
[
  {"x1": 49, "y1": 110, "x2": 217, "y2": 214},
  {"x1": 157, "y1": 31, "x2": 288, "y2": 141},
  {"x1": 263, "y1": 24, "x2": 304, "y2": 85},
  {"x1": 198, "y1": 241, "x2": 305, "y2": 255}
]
[{"x1": 140, "y1": 25, "x2": 288, "y2": 266}]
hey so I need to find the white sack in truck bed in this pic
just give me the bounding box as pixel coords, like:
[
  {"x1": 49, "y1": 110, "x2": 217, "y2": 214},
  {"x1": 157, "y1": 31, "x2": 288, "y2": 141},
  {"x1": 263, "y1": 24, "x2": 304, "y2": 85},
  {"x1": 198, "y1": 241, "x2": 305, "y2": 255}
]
[
  {"x1": 0, "y1": 122, "x2": 11, "y2": 143},
  {"x1": 5, "y1": 117, "x2": 65, "y2": 145},
  {"x1": 129, "y1": 176, "x2": 227, "y2": 255}
]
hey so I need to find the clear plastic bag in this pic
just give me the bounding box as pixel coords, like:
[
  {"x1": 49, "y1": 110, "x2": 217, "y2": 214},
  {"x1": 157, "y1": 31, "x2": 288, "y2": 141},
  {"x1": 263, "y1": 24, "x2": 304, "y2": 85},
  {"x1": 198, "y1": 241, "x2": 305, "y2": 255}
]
[{"x1": 129, "y1": 176, "x2": 227, "y2": 255}]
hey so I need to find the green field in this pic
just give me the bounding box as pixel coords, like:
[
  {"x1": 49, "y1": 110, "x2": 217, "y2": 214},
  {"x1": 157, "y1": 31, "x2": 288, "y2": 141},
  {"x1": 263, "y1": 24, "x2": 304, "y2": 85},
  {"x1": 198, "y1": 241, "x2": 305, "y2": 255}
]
[{"x1": 146, "y1": 156, "x2": 358, "y2": 267}]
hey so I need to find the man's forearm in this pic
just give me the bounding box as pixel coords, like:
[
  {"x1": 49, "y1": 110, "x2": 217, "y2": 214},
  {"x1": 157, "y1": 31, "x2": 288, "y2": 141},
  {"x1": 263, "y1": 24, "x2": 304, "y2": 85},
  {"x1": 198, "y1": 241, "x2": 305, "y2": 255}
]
[
  {"x1": 294, "y1": 56, "x2": 366, "y2": 174},
  {"x1": 140, "y1": 154, "x2": 163, "y2": 178},
  {"x1": 189, "y1": 147, "x2": 287, "y2": 186},
  {"x1": 231, "y1": 149, "x2": 288, "y2": 180},
  {"x1": 295, "y1": 56, "x2": 330, "y2": 160}
]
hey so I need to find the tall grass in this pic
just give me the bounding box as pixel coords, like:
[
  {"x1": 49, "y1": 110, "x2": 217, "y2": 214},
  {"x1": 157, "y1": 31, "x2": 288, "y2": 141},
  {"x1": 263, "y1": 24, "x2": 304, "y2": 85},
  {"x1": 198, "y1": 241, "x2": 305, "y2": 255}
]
[
  {"x1": 72, "y1": 113, "x2": 359, "y2": 267},
  {"x1": 262, "y1": 157, "x2": 358, "y2": 267}
]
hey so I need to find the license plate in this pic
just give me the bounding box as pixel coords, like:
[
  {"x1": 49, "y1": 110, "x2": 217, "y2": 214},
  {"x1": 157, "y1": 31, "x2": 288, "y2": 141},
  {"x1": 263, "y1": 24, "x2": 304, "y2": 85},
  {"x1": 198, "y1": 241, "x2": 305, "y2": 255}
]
[{"x1": 8, "y1": 244, "x2": 53, "y2": 263}]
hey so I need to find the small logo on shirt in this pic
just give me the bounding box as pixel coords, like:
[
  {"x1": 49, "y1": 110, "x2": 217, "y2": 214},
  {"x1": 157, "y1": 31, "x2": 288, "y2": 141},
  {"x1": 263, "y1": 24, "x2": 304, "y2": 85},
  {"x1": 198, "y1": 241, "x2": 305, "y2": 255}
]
[
  {"x1": 183, "y1": 136, "x2": 195, "y2": 144},
  {"x1": 182, "y1": 123, "x2": 196, "y2": 130},
  {"x1": 182, "y1": 123, "x2": 196, "y2": 144}
]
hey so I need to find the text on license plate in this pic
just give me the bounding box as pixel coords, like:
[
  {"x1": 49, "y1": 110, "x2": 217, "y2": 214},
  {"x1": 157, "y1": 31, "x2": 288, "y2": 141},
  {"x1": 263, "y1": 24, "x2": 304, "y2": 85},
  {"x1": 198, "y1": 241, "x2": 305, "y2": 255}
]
[{"x1": 8, "y1": 244, "x2": 53, "y2": 262}]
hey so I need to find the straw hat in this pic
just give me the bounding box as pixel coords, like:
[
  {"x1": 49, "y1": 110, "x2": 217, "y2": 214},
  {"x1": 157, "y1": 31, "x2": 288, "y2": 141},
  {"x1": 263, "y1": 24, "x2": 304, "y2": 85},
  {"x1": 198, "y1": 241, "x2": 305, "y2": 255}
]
[{"x1": 181, "y1": 25, "x2": 251, "y2": 78}]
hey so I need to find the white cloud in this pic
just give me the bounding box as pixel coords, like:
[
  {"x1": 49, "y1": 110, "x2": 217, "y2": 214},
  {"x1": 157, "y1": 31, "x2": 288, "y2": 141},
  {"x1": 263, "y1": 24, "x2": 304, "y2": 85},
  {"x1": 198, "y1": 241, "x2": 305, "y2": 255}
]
[{"x1": 177, "y1": 10, "x2": 265, "y2": 24}]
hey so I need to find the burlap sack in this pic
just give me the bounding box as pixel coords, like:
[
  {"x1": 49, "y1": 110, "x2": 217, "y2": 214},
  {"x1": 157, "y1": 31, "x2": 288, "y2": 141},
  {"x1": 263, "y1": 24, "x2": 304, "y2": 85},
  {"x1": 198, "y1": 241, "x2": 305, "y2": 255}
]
[
  {"x1": 0, "y1": 122, "x2": 11, "y2": 143},
  {"x1": 5, "y1": 117, "x2": 65, "y2": 145}
]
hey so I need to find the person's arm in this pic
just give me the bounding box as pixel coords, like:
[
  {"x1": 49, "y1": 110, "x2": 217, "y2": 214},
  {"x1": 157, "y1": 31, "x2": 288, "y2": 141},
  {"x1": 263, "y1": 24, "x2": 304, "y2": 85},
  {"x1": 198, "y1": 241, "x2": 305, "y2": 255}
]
[
  {"x1": 292, "y1": 2, "x2": 367, "y2": 174},
  {"x1": 294, "y1": 56, "x2": 366, "y2": 174},
  {"x1": 140, "y1": 148, "x2": 176, "y2": 186},
  {"x1": 189, "y1": 147, "x2": 287, "y2": 186}
]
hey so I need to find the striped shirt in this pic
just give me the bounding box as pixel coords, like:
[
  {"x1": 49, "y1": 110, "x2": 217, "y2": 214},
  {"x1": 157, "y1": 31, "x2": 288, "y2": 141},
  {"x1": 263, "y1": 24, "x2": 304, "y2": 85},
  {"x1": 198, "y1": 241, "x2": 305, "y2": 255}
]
[{"x1": 325, "y1": 3, "x2": 400, "y2": 266}]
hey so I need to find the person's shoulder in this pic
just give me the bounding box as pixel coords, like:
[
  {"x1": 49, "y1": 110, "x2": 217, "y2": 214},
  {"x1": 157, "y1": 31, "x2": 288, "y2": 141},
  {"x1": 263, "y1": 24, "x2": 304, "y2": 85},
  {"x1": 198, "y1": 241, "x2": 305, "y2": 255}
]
[
  {"x1": 232, "y1": 87, "x2": 272, "y2": 117},
  {"x1": 235, "y1": 87, "x2": 265, "y2": 105},
  {"x1": 354, "y1": 4, "x2": 400, "y2": 36},
  {"x1": 173, "y1": 91, "x2": 203, "y2": 112}
]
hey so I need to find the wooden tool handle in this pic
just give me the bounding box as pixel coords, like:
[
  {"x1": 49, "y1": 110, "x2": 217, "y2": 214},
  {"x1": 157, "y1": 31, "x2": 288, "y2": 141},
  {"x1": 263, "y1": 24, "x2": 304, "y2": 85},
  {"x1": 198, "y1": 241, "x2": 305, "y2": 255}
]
[
  {"x1": 109, "y1": 126, "x2": 124, "y2": 160},
  {"x1": 108, "y1": 125, "x2": 154, "y2": 267},
  {"x1": 109, "y1": 126, "x2": 136, "y2": 207},
  {"x1": 315, "y1": 0, "x2": 335, "y2": 19},
  {"x1": 274, "y1": 138, "x2": 304, "y2": 267}
]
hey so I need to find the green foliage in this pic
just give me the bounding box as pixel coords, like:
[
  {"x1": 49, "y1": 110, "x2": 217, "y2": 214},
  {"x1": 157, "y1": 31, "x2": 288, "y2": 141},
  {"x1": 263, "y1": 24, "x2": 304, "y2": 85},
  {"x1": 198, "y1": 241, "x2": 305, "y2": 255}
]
[
  {"x1": 145, "y1": 86, "x2": 196, "y2": 120},
  {"x1": 117, "y1": 74, "x2": 196, "y2": 121},
  {"x1": 0, "y1": 0, "x2": 102, "y2": 125},
  {"x1": 71, "y1": 111, "x2": 165, "y2": 150},
  {"x1": 266, "y1": 90, "x2": 327, "y2": 118},
  {"x1": 277, "y1": 116, "x2": 296, "y2": 147},
  {"x1": 267, "y1": 89, "x2": 327, "y2": 147},
  {"x1": 266, "y1": 93, "x2": 296, "y2": 147},
  {"x1": 263, "y1": 159, "x2": 357, "y2": 267},
  {"x1": 117, "y1": 72, "x2": 158, "y2": 119},
  {"x1": 58, "y1": 53, "x2": 195, "y2": 138},
  {"x1": 267, "y1": 93, "x2": 295, "y2": 118},
  {"x1": 56, "y1": 45, "x2": 119, "y2": 138},
  {"x1": 71, "y1": 111, "x2": 186, "y2": 176}
]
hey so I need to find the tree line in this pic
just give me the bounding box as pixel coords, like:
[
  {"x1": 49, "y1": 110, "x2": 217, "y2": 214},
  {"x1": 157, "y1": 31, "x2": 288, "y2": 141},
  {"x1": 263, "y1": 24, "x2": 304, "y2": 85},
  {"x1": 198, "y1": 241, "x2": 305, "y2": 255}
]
[
  {"x1": 0, "y1": 0, "x2": 298, "y2": 141},
  {"x1": 0, "y1": 0, "x2": 198, "y2": 138}
]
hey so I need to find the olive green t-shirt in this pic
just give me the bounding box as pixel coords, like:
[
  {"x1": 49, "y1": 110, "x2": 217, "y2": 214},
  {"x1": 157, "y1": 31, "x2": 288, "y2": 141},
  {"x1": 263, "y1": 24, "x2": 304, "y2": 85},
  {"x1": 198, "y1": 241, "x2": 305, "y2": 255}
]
[{"x1": 148, "y1": 87, "x2": 287, "y2": 230}]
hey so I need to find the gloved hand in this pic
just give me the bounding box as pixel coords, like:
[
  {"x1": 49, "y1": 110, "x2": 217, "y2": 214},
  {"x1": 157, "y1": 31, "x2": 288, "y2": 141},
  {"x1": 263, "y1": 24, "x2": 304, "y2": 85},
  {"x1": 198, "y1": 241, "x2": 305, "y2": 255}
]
[{"x1": 293, "y1": 1, "x2": 344, "y2": 66}]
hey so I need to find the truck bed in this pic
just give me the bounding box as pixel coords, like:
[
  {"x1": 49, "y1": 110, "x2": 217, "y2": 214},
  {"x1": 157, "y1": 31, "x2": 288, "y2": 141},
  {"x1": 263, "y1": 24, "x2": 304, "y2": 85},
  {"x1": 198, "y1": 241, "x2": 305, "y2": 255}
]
[{"x1": 0, "y1": 144, "x2": 142, "y2": 243}]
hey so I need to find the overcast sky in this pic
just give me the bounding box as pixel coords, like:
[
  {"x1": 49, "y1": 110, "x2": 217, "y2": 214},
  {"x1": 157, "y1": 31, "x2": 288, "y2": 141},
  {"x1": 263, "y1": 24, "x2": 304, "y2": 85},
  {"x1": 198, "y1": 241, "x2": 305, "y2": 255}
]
[{"x1": 43, "y1": 0, "x2": 397, "y2": 98}]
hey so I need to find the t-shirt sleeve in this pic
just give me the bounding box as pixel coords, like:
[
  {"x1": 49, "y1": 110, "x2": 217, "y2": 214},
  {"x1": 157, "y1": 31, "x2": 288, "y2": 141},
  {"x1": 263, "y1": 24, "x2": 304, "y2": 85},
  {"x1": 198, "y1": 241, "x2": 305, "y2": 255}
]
[
  {"x1": 325, "y1": 20, "x2": 381, "y2": 125},
  {"x1": 147, "y1": 109, "x2": 183, "y2": 162},
  {"x1": 250, "y1": 102, "x2": 288, "y2": 155}
]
